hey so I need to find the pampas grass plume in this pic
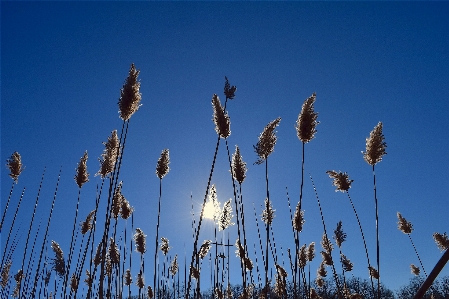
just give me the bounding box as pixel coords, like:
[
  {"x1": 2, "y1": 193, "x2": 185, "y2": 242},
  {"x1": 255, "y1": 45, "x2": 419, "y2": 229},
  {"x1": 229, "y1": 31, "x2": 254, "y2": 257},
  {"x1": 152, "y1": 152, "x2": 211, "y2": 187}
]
[
  {"x1": 6, "y1": 151, "x2": 24, "y2": 183},
  {"x1": 296, "y1": 92, "x2": 319, "y2": 143},
  {"x1": 326, "y1": 170, "x2": 353, "y2": 192},
  {"x1": 410, "y1": 264, "x2": 420, "y2": 276},
  {"x1": 433, "y1": 232, "x2": 449, "y2": 251},
  {"x1": 212, "y1": 94, "x2": 231, "y2": 139},
  {"x1": 118, "y1": 63, "x2": 142, "y2": 121},
  {"x1": 254, "y1": 117, "x2": 281, "y2": 165},
  {"x1": 156, "y1": 149, "x2": 170, "y2": 179},
  {"x1": 363, "y1": 122, "x2": 387, "y2": 166},
  {"x1": 231, "y1": 145, "x2": 247, "y2": 184},
  {"x1": 397, "y1": 212, "x2": 413, "y2": 234},
  {"x1": 74, "y1": 151, "x2": 89, "y2": 188}
]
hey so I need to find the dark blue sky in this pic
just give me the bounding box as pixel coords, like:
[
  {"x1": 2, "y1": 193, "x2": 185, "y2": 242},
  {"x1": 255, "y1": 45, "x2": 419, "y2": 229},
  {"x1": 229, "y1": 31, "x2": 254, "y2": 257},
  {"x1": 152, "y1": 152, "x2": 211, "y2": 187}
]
[{"x1": 2, "y1": 1, "x2": 449, "y2": 295}]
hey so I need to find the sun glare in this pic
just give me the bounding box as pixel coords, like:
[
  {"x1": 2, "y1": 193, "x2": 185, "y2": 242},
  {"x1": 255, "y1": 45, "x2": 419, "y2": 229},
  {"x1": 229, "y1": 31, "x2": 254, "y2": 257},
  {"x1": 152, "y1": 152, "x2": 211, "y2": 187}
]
[{"x1": 203, "y1": 200, "x2": 216, "y2": 220}]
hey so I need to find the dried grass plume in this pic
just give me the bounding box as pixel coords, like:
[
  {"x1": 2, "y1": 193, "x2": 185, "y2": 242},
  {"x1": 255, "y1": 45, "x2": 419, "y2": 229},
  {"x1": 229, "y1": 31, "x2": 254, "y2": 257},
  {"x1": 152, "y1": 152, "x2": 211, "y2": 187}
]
[
  {"x1": 363, "y1": 122, "x2": 387, "y2": 166},
  {"x1": 6, "y1": 151, "x2": 24, "y2": 183},
  {"x1": 326, "y1": 170, "x2": 353, "y2": 192},
  {"x1": 296, "y1": 92, "x2": 319, "y2": 143},
  {"x1": 156, "y1": 149, "x2": 170, "y2": 179},
  {"x1": 231, "y1": 145, "x2": 247, "y2": 184},
  {"x1": 74, "y1": 151, "x2": 89, "y2": 188},
  {"x1": 254, "y1": 117, "x2": 281, "y2": 164},
  {"x1": 397, "y1": 212, "x2": 413, "y2": 234},
  {"x1": 97, "y1": 130, "x2": 119, "y2": 178},
  {"x1": 212, "y1": 94, "x2": 231, "y2": 139},
  {"x1": 433, "y1": 232, "x2": 449, "y2": 251},
  {"x1": 118, "y1": 63, "x2": 142, "y2": 121},
  {"x1": 410, "y1": 264, "x2": 420, "y2": 276},
  {"x1": 224, "y1": 76, "x2": 237, "y2": 100}
]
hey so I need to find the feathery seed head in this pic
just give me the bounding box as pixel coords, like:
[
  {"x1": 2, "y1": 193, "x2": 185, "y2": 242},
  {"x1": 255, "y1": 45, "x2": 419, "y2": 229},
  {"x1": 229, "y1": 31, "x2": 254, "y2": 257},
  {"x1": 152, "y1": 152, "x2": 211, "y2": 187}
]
[
  {"x1": 74, "y1": 151, "x2": 89, "y2": 188},
  {"x1": 261, "y1": 198, "x2": 276, "y2": 225},
  {"x1": 298, "y1": 244, "x2": 307, "y2": 269},
  {"x1": 363, "y1": 122, "x2": 387, "y2": 166},
  {"x1": 254, "y1": 117, "x2": 281, "y2": 164},
  {"x1": 190, "y1": 266, "x2": 199, "y2": 280},
  {"x1": 333, "y1": 221, "x2": 347, "y2": 248},
  {"x1": 235, "y1": 239, "x2": 245, "y2": 259},
  {"x1": 321, "y1": 233, "x2": 333, "y2": 253},
  {"x1": 307, "y1": 242, "x2": 316, "y2": 262},
  {"x1": 108, "y1": 238, "x2": 120, "y2": 265},
  {"x1": 310, "y1": 288, "x2": 321, "y2": 299},
  {"x1": 112, "y1": 182, "x2": 124, "y2": 219},
  {"x1": 134, "y1": 228, "x2": 146, "y2": 254},
  {"x1": 97, "y1": 130, "x2": 119, "y2": 178},
  {"x1": 1, "y1": 260, "x2": 12, "y2": 288},
  {"x1": 120, "y1": 197, "x2": 133, "y2": 220},
  {"x1": 160, "y1": 237, "x2": 170, "y2": 255},
  {"x1": 340, "y1": 254, "x2": 353, "y2": 272},
  {"x1": 84, "y1": 270, "x2": 92, "y2": 287},
  {"x1": 156, "y1": 149, "x2": 170, "y2": 179},
  {"x1": 231, "y1": 145, "x2": 247, "y2": 184},
  {"x1": 218, "y1": 199, "x2": 234, "y2": 231},
  {"x1": 397, "y1": 212, "x2": 413, "y2": 234},
  {"x1": 410, "y1": 264, "x2": 420, "y2": 276},
  {"x1": 94, "y1": 243, "x2": 102, "y2": 266},
  {"x1": 316, "y1": 277, "x2": 325, "y2": 288},
  {"x1": 326, "y1": 170, "x2": 353, "y2": 192},
  {"x1": 321, "y1": 251, "x2": 333, "y2": 266},
  {"x1": 433, "y1": 232, "x2": 449, "y2": 251},
  {"x1": 124, "y1": 269, "x2": 132, "y2": 286},
  {"x1": 224, "y1": 76, "x2": 237, "y2": 100},
  {"x1": 147, "y1": 286, "x2": 154, "y2": 299},
  {"x1": 105, "y1": 255, "x2": 112, "y2": 277},
  {"x1": 369, "y1": 266, "x2": 379, "y2": 279},
  {"x1": 296, "y1": 92, "x2": 319, "y2": 143},
  {"x1": 51, "y1": 241, "x2": 65, "y2": 277},
  {"x1": 13, "y1": 269, "x2": 23, "y2": 283},
  {"x1": 243, "y1": 257, "x2": 253, "y2": 271},
  {"x1": 70, "y1": 273, "x2": 78, "y2": 292},
  {"x1": 81, "y1": 210, "x2": 95, "y2": 235},
  {"x1": 293, "y1": 204, "x2": 305, "y2": 232},
  {"x1": 317, "y1": 262, "x2": 327, "y2": 278},
  {"x1": 212, "y1": 94, "x2": 231, "y2": 139},
  {"x1": 170, "y1": 255, "x2": 179, "y2": 276},
  {"x1": 6, "y1": 152, "x2": 24, "y2": 183},
  {"x1": 199, "y1": 240, "x2": 212, "y2": 259},
  {"x1": 136, "y1": 273, "x2": 145, "y2": 289},
  {"x1": 118, "y1": 63, "x2": 142, "y2": 121}
]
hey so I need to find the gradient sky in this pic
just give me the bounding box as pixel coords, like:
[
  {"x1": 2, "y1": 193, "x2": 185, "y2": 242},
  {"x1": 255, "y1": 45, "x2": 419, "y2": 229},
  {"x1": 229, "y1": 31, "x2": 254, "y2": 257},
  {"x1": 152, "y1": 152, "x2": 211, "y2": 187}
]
[{"x1": 2, "y1": 1, "x2": 449, "y2": 296}]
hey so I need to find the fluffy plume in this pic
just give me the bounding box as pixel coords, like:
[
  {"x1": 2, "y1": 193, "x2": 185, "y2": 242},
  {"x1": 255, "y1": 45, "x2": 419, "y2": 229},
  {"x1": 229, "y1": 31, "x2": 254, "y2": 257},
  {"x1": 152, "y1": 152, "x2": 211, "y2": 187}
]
[
  {"x1": 254, "y1": 117, "x2": 281, "y2": 164},
  {"x1": 433, "y1": 232, "x2": 449, "y2": 251},
  {"x1": 341, "y1": 254, "x2": 353, "y2": 272},
  {"x1": 108, "y1": 237, "x2": 120, "y2": 265},
  {"x1": 70, "y1": 273, "x2": 78, "y2": 291},
  {"x1": 12, "y1": 269, "x2": 23, "y2": 298},
  {"x1": 261, "y1": 198, "x2": 275, "y2": 225},
  {"x1": 94, "y1": 243, "x2": 102, "y2": 266},
  {"x1": 316, "y1": 276, "x2": 325, "y2": 288},
  {"x1": 326, "y1": 170, "x2": 353, "y2": 192},
  {"x1": 156, "y1": 149, "x2": 170, "y2": 179},
  {"x1": 334, "y1": 221, "x2": 347, "y2": 248},
  {"x1": 363, "y1": 122, "x2": 387, "y2": 166},
  {"x1": 80, "y1": 210, "x2": 95, "y2": 235},
  {"x1": 170, "y1": 255, "x2": 179, "y2": 276},
  {"x1": 235, "y1": 239, "x2": 245, "y2": 259},
  {"x1": 136, "y1": 272, "x2": 145, "y2": 289},
  {"x1": 369, "y1": 266, "x2": 379, "y2": 279},
  {"x1": 317, "y1": 261, "x2": 327, "y2": 278},
  {"x1": 321, "y1": 233, "x2": 333, "y2": 253},
  {"x1": 190, "y1": 266, "x2": 199, "y2": 280},
  {"x1": 296, "y1": 92, "x2": 319, "y2": 143},
  {"x1": 120, "y1": 197, "x2": 133, "y2": 220},
  {"x1": 215, "y1": 288, "x2": 224, "y2": 299},
  {"x1": 212, "y1": 94, "x2": 231, "y2": 139},
  {"x1": 118, "y1": 63, "x2": 142, "y2": 121},
  {"x1": 124, "y1": 269, "x2": 132, "y2": 286},
  {"x1": 231, "y1": 145, "x2": 247, "y2": 184},
  {"x1": 112, "y1": 182, "x2": 124, "y2": 219},
  {"x1": 298, "y1": 244, "x2": 307, "y2": 269},
  {"x1": 84, "y1": 270, "x2": 92, "y2": 287},
  {"x1": 410, "y1": 264, "x2": 420, "y2": 276},
  {"x1": 310, "y1": 288, "x2": 322, "y2": 299},
  {"x1": 6, "y1": 152, "x2": 24, "y2": 183},
  {"x1": 105, "y1": 255, "x2": 112, "y2": 277},
  {"x1": 51, "y1": 241, "x2": 65, "y2": 277},
  {"x1": 293, "y1": 204, "x2": 305, "y2": 232},
  {"x1": 1, "y1": 260, "x2": 12, "y2": 288},
  {"x1": 397, "y1": 212, "x2": 413, "y2": 234},
  {"x1": 160, "y1": 237, "x2": 170, "y2": 255},
  {"x1": 218, "y1": 199, "x2": 234, "y2": 231},
  {"x1": 224, "y1": 76, "x2": 237, "y2": 100},
  {"x1": 307, "y1": 242, "x2": 316, "y2": 262},
  {"x1": 97, "y1": 130, "x2": 119, "y2": 178},
  {"x1": 147, "y1": 286, "x2": 154, "y2": 299},
  {"x1": 134, "y1": 228, "x2": 146, "y2": 254},
  {"x1": 243, "y1": 257, "x2": 253, "y2": 271},
  {"x1": 274, "y1": 264, "x2": 287, "y2": 297},
  {"x1": 199, "y1": 240, "x2": 212, "y2": 259},
  {"x1": 321, "y1": 251, "x2": 333, "y2": 266},
  {"x1": 74, "y1": 151, "x2": 89, "y2": 188}
]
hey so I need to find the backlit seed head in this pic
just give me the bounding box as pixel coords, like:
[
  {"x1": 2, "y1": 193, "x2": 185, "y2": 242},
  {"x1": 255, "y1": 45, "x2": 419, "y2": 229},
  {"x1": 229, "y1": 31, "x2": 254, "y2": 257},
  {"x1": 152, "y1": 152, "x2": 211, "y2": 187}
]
[
  {"x1": 224, "y1": 76, "x2": 237, "y2": 100},
  {"x1": 254, "y1": 118, "x2": 281, "y2": 165},
  {"x1": 74, "y1": 151, "x2": 89, "y2": 188},
  {"x1": 124, "y1": 269, "x2": 132, "y2": 286},
  {"x1": 326, "y1": 170, "x2": 353, "y2": 192},
  {"x1": 199, "y1": 240, "x2": 212, "y2": 259},
  {"x1": 6, "y1": 152, "x2": 24, "y2": 183},
  {"x1": 296, "y1": 92, "x2": 319, "y2": 143},
  {"x1": 307, "y1": 242, "x2": 316, "y2": 262},
  {"x1": 321, "y1": 233, "x2": 333, "y2": 253},
  {"x1": 84, "y1": 270, "x2": 92, "y2": 287},
  {"x1": 156, "y1": 149, "x2": 170, "y2": 179},
  {"x1": 293, "y1": 204, "x2": 305, "y2": 232},
  {"x1": 190, "y1": 266, "x2": 199, "y2": 280},
  {"x1": 298, "y1": 244, "x2": 307, "y2": 269},
  {"x1": 80, "y1": 210, "x2": 95, "y2": 235},
  {"x1": 321, "y1": 251, "x2": 333, "y2": 266},
  {"x1": 136, "y1": 273, "x2": 145, "y2": 289},
  {"x1": 147, "y1": 286, "x2": 154, "y2": 299},
  {"x1": 317, "y1": 261, "x2": 327, "y2": 278},
  {"x1": 134, "y1": 228, "x2": 146, "y2": 254},
  {"x1": 120, "y1": 197, "x2": 134, "y2": 220},
  {"x1": 51, "y1": 241, "x2": 65, "y2": 277},
  {"x1": 108, "y1": 238, "x2": 120, "y2": 265},
  {"x1": 231, "y1": 145, "x2": 247, "y2": 184},
  {"x1": 333, "y1": 221, "x2": 347, "y2": 248},
  {"x1": 160, "y1": 237, "x2": 170, "y2": 255},
  {"x1": 70, "y1": 273, "x2": 78, "y2": 292},
  {"x1": 97, "y1": 130, "x2": 119, "y2": 178},
  {"x1": 397, "y1": 212, "x2": 413, "y2": 234},
  {"x1": 369, "y1": 266, "x2": 379, "y2": 279},
  {"x1": 170, "y1": 255, "x2": 179, "y2": 276},
  {"x1": 1, "y1": 260, "x2": 12, "y2": 288},
  {"x1": 363, "y1": 122, "x2": 387, "y2": 166},
  {"x1": 433, "y1": 232, "x2": 449, "y2": 251},
  {"x1": 261, "y1": 198, "x2": 275, "y2": 225},
  {"x1": 118, "y1": 63, "x2": 142, "y2": 121},
  {"x1": 340, "y1": 254, "x2": 353, "y2": 272},
  {"x1": 112, "y1": 182, "x2": 124, "y2": 219},
  {"x1": 218, "y1": 199, "x2": 234, "y2": 231},
  {"x1": 410, "y1": 264, "x2": 420, "y2": 276},
  {"x1": 212, "y1": 94, "x2": 231, "y2": 139}
]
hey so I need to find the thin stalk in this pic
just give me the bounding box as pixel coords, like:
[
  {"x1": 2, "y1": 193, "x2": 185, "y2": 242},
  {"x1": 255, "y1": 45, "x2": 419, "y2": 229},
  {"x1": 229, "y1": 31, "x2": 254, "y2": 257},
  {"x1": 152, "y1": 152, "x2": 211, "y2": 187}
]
[
  {"x1": 408, "y1": 234, "x2": 427, "y2": 276},
  {"x1": 265, "y1": 159, "x2": 270, "y2": 296},
  {"x1": 154, "y1": 178, "x2": 163, "y2": 294},
  {"x1": 0, "y1": 181, "x2": 15, "y2": 232},
  {"x1": 372, "y1": 165, "x2": 380, "y2": 299}
]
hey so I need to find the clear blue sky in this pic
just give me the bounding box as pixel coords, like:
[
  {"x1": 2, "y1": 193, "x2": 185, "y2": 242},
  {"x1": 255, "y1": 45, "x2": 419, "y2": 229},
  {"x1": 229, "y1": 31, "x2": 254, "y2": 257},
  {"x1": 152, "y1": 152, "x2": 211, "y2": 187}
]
[{"x1": 2, "y1": 1, "x2": 449, "y2": 295}]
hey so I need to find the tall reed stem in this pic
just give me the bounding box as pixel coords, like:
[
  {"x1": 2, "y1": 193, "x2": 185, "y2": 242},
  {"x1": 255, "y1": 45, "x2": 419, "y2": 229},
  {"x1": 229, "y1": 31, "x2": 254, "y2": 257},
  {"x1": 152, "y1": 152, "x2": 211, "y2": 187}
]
[{"x1": 372, "y1": 165, "x2": 380, "y2": 299}]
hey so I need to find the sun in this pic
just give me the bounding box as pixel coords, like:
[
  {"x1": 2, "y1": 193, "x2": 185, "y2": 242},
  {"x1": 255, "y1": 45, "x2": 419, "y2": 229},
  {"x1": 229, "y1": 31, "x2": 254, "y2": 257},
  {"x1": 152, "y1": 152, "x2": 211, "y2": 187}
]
[{"x1": 203, "y1": 200, "x2": 217, "y2": 220}]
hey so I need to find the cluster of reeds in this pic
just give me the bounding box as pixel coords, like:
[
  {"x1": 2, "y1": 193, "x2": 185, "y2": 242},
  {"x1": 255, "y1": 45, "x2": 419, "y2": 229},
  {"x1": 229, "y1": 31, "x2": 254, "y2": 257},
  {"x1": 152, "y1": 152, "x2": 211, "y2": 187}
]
[{"x1": 1, "y1": 67, "x2": 448, "y2": 299}]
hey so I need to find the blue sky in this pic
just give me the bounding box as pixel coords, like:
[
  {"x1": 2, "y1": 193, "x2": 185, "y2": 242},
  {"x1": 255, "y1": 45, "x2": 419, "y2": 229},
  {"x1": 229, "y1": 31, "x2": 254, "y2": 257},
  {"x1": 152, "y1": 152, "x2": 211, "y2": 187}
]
[{"x1": 1, "y1": 1, "x2": 449, "y2": 296}]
